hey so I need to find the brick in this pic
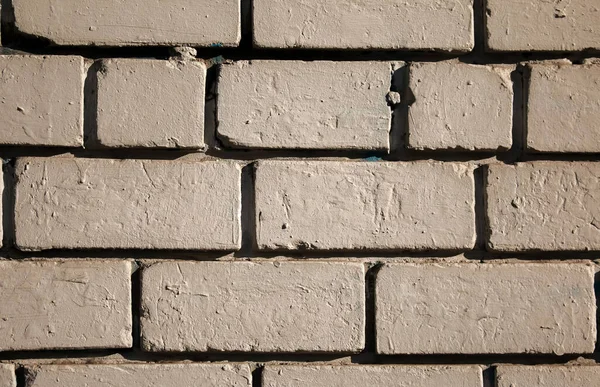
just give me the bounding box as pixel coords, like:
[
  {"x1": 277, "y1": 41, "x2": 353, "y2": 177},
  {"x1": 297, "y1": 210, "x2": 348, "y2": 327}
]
[
  {"x1": 217, "y1": 60, "x2": 392, "y2": 150},
  {"x1": 486, "y1": 0, "x2": 600, "y2": 51},
  {"x1": 253, "y1": 0, "x2": 474, "y2": 51},
  {"x1": 0, "y1": 364, "x2": 15, "y2": 387},
  {"x1": 0, "y1": 260, "x2": 132, "y2": 351},
  {"x1": 12, "y1": 0, "x2": 240, "y2": 47},
  {"x1": 376, "y1": 263, "x2": 596, "y2": 355},
  {"x1": 24, "y1": 363, "x2": 251, "y2": 387},
  {"x1": 408, "y1": 62, "x2": 513, "y2": 151},
  {"x1": 0, "y1": 55, "x2": 83, "y2": 146},
  {"x1": 486, "y1": 162, "x2": 600, "y2": 251},
  {"x1": 14, "y1": 157, "x2": 241, "y2": 251},
  {"x1": 527, "y1": 63, "x2": 600, "y2": 153},
  {"x1": 496, "y1": 365, "x2": 600, "y2": 387},
  {"x1": 96, "y1": 58, "x2": 206, "y2": 149},
  {"x1": 255, "y1": 160, "x2": 475, "y2": 251},
  {"x1": 263, "y1": 365, "x2": 483, "y2": 387},
  {"x1": 140, "y1": 261, "x2": 365, "y2": 353}
]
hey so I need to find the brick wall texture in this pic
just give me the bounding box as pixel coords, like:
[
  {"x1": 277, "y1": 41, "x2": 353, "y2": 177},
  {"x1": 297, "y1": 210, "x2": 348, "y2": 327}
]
[{"x1": 0, "y1": 1, "x2": 599, "y2": 386}]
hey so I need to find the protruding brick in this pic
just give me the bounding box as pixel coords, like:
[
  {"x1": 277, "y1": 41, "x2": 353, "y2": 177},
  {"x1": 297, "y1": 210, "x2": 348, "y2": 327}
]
[
  {"x1": 0, "y1": 364, "x2": 15, "y2": 387},
  {"x1": 486, "y1": 162, "x2": 600, "y2": 251},
  {"x1": 0, "y1": 260, "x2": 132, "y2": 351},
  {"x1": 15, "y1": 157, "x2": 241, "y2": 251},
  {"x1": 528, "y1": 63, "x2": 600, "y2": 153},
  {"x1": 0, "y1": 55, "x2": 83, "y2": 146},
  {"x1": 496, "y1": 365, "x2": 600, "y2": 387},
  {"x1": 12, "y1": 0, "x2": 240, "y2": 47},
  {"x1": 486, "y1": 0, "x2": 600, "y2": 51},
  {"x1": 408, "y1": 62, "x2": 513, "y2": 151},
  {"x1": 217, "y1": 61, "x2": 393, "y2": 150},
  {"x1": 263, "y1": 365, "x2": 483, "y2": 387},
  {"x1": 376, "y1": 263, "x2": 596, "y2": 355},
  {"x1": 25, "y1": 364, "x2": 251, "y2": 387},
  {"x1": 253, "y1": 0, "x2": 474, "y2": 51},
  {"x1": 141, "y1": 261, "x2": 365, "y2": 353},
  {"x1": 255, "y1": 160, "x2": 475, "y2": 251},
  {"x1": 96, "y1": 58, "x2": 206, "y2": 149}
]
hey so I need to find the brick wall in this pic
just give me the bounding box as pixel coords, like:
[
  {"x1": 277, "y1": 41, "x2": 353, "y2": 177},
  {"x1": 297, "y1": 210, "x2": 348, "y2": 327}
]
[{"x1": 0, "y1": 1, "x2": 600, "y2": 386}]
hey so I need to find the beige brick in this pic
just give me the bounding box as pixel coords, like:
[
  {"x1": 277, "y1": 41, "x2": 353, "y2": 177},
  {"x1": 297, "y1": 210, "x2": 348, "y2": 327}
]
[
  {"x1": 496, "y1": 365, "x2": 600, "y2": 387},
  {"x1": 0, "y1": 260, "x2": 132, "y2": 351},
  {"x1": 528, "y1": 63, "x2": 600, "y2": 153},
  {"x1": 376, "y1": 263, "x2": 596, "y2": 355},
  {"x1": 486, "y1": 0, "x2": 600, "y2": 51},
  {"x1": 12, "y1": 0, "x2": 240, "y2": 47},
  {"x1": 96, "y1": 58, "x2": 205, "y2": 149},
  {"x1": 408, "y1": 62, "x2": 513, "y2": 151},
  {"x1": 263, "y1": 365, "x2": 483, "y2": 387},
  {"x1": 254, "y1": 0, "x2": 474, "y2": 51},
  {"x1": 486, "y1": 162, "x2": 600, "y2": 251},
  {"x1": 0, "y1": 364, "x2": 15, "y2": 387},
  {"x1": 15, "y1": 157, "x2": 241, "y2": 251},
  {"x1": 25, "y1": 364, "x2": 251, "y2": 387},
  {"x1": 0, "y1": 55, "x2": 83, "y2": 146},
  {"x1": 141, "y1": 261, "x2": 365, "y2": 353},
  {"x1": 255, "y1": 160, "x2": 475, "y2": 251},
  {"x1": 217, "y1": 61, "x2": 392, "y2": 150}
]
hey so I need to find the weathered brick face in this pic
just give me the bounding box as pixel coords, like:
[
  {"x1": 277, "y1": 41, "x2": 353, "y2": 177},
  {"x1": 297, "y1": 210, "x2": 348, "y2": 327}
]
[{"x1": 0, "y1": 1, "x2": 599, "y2": 385}]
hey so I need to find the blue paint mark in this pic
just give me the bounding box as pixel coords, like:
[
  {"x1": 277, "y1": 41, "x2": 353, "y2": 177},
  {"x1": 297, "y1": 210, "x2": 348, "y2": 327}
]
[
  {"x1": 210, "y1": 43, "x2": 224, "y2": 48},
  {"x1": 364, "y1": 156, "x2": 382, "y2": 162}
]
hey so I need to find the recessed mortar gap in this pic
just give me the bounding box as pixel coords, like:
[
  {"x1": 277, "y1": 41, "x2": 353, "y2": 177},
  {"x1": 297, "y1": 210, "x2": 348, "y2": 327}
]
[
  {"x1": 251, "y1": 365, "x2": 262, "y2": 387},
  {"x1": 364, "y1": 263, "x2": 384, "y2": 354},
  {"x1": 474, "y1": 166, "x2": 487, "y2": 251},
  {"x1": 131, "y1": 261, "x2": 142, "y2": 350},
  {"x1": 2, "y1": 158, "x2": 16, "y2": 249},
  {"x1": 237, "y1": 163, "x2": 257, "y2": 257},
  {"x1": 482, "y1": 366, "x2": 495, "y2": 387}
]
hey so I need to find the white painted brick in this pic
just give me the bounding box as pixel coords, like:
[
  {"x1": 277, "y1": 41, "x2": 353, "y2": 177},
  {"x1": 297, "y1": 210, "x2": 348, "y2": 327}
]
[
  {"x1": 217, "y1": 60, "x2": 393, "y2": 150},
  {"x1": 96, "y1": 58, "x2": 206, "y2": 149},
  {"x1": 496, "y1": 365, "x2": 600, "y2": 387},
  {"x1": 263, "y1": 365, "x2": 483, "y2": 387},
  {"x1": 0, "y1": 55, "x2": 83, "y2": 146},
  {"x1": 0, "y1": 364, "x2": 15, "y2": 387},
  {"x1": 12, "y1": 0, "x2": 240, "y2": 47},
  {"x1": 528, "y1": 63, "x2": 600, "y2": 153},
  {"x1": 254, "y1": 0, "x2": 474, "y2": 51},
  {"x1": 255, "y1": 160, "x2": 475, "y2": 251},
  {"x1": 14, "y1": 157, "x2": 241, "y2": 251},
  {"x1": 25, "y1": 363, "x2": 251, "y2": 387},
  {"x1": 486, "y1": 0, "x2": 600, "y2": 51},
  {"x1": 140, "y1": 261, "x2": 365, "y2": 353},
  {"x1": 408, "y1": 62, "x2": 513, "y2": 151},
  {"x1": 376, "y1": 263, "x2": 596, "y2": 355},
  {"x1": 486, "y1": 162, "x2": 600, "y2": 251},
  {"x1": 0, "y1": 260, "x2": 132, "y2": 351}
]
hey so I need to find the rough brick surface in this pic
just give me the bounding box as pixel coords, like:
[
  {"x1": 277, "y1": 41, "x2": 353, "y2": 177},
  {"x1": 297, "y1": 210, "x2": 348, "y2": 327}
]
[
  {"x1": 0, "y1": 260, "x2": 132, "y2": 351},
  {"x1": 14, "y1": 157, "x2": 241, "y2": 251},
  {"x1": 486, "y1": 162, "x2": 600, "y2": 251},
  {"x1": 12, "y1": 0, "x2": 240, "y2": 47},
  {"x1": 496, "y1": 365, "x2": 600, "y2": 387},
  {"x1": 263, "y1": 365, "x2": 483, "y2": 387},
  {"x1": 253, "y1": 0, "x2": 474, "y2": 51},
  {"x1": 255, "y1": 160, "x2": 475, "y2": 251},
  {"x1": 486, "y1": 0, "x2": 600, "y2": 51},
  {"x1": 96, "y1": 58, "x2": 206, "y2": 149},
  {"x1": 0, "y1": 55, "x2": 83, "y2": 146},
  {"x1": 528, "y1": 63, "x2": 600, "y2": 153},
  {"x1": 217, "y1": 60, "x2": 393, "y2": 150},
  {"x1": 0, "y1": 364, "x2": 15, "y2": 387},
  {"x1": 141, "y1": 261, "x2": 365, "y2": 353},
  {"x1": 376, "y1": 263, "x2": 596, "y2": 355},
  {"x1": 407, "y1": 62, "x2": 513, "y2": 151},
  {"x1": 25, "y1": 364, "x2": 251, "y2": 387}
]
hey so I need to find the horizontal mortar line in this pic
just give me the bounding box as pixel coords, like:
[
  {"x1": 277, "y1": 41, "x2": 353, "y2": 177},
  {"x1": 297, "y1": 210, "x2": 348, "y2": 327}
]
[
  {"x1": 0, "y1": 350, "x2": 597, "y2": 365},
  {"x1": 1, "y1": 149, "x2": 600, "y2": 163},
  {"x1": 1, "y1": 248, "x2": 600, "y2": 261},
  {"x1": 1, "y1": 43, "x2": 600, "y2": 64}
]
